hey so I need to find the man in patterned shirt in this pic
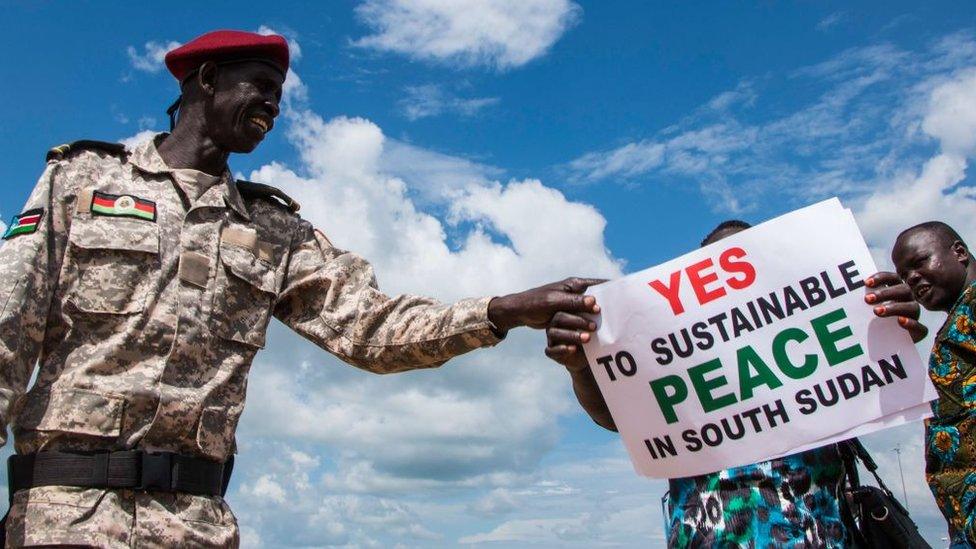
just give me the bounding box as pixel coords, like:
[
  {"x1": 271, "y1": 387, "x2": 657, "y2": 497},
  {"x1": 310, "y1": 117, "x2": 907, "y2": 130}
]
[
  {"x1": 545, "y1": 219, "x2": 932, "y2": 547},
  {"x1": 888, "y1": 221, "x2": 976, "y2": 546}
]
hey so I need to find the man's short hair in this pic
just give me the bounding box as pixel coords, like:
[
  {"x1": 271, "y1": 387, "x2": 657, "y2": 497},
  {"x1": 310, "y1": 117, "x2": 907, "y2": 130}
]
[
  {"x1": 897, "y1": 221, "x2": 968, "y2": 249},
  {"x1": 701, "y1": 220, "x2": 752, "y2": 247}
]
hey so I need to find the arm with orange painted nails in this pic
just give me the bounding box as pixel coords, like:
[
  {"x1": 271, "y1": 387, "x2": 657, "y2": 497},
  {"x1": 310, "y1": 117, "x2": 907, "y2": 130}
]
[
  {"x1": 864, "y1": 271, "x2": 929, "y2": 343},
  {"x1": 543, "y1": 281, "x2": 617, "y2": 432}
]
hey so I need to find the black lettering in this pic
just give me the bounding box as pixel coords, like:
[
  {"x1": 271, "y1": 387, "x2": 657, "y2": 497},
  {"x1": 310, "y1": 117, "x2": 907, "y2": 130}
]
[
  {"x1": 652, "y1": 338, "x2": 673, "y2": 366},
  {"x1": 616, "y1": 351, "x2": 638, "y2": 377},
  {"x1": 701, "y1": 424, "x2": 723, "y2": 447},
  {"x1": 669, "y1": 329, "x2": 694, "y2": 359},
  {"x1": 645, "y1": 435, "x2": 677, "y2": 460},
  {"x1": 879, "y1": 354, "x2": 908, "y2": 383},
  {"x1": 838, "y1": 373, "x2": 860, "y2": 399},
  {"x1": 839, "y1": 260, "x2": 863, "y2": 291},
  {"x1": 707, "y1": 313, "x2": 731, "y2": 342},
  {"x1": 746, "y1": 300, "x2": 764, "y2": 329},
  {"x1": 596, "y1": 355, "x2": 616, "y2": 381},
  {"x1": 721, "y1": 414, "x2": 746, "y2": 440},
  {"x1": 683, "y1": 429, "x2": 703, "y2": 452},
  {"x1": 861, "y1": 364, "x2": 885, "y2": 392},
  {"x1": 763, "y1": 399, "x2": 789, "y2": 428},
  {"x1": 795, "y1": 389, "x2": 818, "y2": 414},
  {"x1": 758, "y1": 292, "x2": 785, "y2": 324},
  {"x1": 644, "y1": 438, "x2": 658, "y2": 460},
  {"x1": 820, "y1": 270, "x2": 846, "y2": 298},
  {"x1": 799, "y1": 276, "x2": 826, "y2": 306},
  {"x1": 741, "y1": 407, "x2": 763, "y2": 432},
  {"x1": 783, "y1": 286, "x2": 808, "y2": 315},
  {"x1": 730, "y1": 307, "x2": 754, "y2": 338},
  {"x1": 814, "y1": 379, "x2": 839, "y2": 406},
  {"x1": 692, "y1": 322, "x2": 715, "y2": 351}
]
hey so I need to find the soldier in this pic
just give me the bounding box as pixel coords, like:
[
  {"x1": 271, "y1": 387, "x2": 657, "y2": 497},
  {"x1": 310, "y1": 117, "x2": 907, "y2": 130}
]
[{"x1": 0, "y1": 30, "x2": 601, "y2": 547}]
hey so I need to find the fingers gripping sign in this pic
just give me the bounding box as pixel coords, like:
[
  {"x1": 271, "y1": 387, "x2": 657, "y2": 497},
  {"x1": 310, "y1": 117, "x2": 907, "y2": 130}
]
[
  {"x1": 489, "y1": 277, "x2": 605, "y2": 332},
  {"x1": 545, "y1": 311, "x2": 599, "y2": 373},
  {"x1": 865, "y1": 271, "x2": 928, "y2": 343}
]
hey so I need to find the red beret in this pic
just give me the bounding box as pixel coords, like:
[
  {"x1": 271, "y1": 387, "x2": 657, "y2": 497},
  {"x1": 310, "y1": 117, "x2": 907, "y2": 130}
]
[{"x1": 165, "y1": 30, "x2": 289, "y2": 82}]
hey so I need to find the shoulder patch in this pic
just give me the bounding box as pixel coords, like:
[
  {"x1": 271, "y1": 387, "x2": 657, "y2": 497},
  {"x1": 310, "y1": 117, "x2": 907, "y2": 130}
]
[
  {"x1": 3, "y1": 208, "x2": 44, "y2": 239},
  {"x1": 236, "y1": 180, "x2": 300, "y2": 213},
  {"x1": 47, "y1": 140, "x2": 127, "y2": 163}
]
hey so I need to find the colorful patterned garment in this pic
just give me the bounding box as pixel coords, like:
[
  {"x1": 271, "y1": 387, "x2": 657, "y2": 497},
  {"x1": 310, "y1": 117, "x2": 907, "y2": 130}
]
[
  {"x1": 667, "y1": 445, "x2": 848, "y2": 548},
  {"x1": 925, "y1": 280, "x2": 976, "y2": 548}
]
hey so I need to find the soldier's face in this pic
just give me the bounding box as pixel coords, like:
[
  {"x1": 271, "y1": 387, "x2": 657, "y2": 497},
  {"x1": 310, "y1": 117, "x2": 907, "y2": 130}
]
[
  {"x1": 892, "y1": 230, "x2": 969, "y2": 312},
  {"x1": 206, "y1": 62, "x2": 284, "y2": 153}
]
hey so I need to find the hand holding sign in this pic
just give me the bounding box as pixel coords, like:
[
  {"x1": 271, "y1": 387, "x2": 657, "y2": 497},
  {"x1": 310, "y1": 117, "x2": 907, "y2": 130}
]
[
  {"x1": 581, "y1": 199, "x2": 938, "y2": 478},
  {"x1": 866, "y1": 272, "x2": 929, "y2": 343}
]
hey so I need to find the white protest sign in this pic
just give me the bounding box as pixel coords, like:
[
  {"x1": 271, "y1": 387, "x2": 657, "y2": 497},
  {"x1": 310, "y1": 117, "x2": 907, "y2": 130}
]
[{"x1": 583, "y1": 198, "x2": 937, "y2": 478}]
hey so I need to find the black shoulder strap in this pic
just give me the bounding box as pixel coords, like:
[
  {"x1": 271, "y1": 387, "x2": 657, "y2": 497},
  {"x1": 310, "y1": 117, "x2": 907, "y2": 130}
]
[
  {"x1": 236, "y1": 180, "x2": 301, "y2": 213},
  {"x1": 47, "y1": 140, "x2": 127, "y2": 162}
]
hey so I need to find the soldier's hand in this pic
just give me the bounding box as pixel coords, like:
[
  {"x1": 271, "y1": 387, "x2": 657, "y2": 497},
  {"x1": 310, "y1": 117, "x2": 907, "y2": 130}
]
[
  {"x1": 865, "y1": 271, "x2": 928, "y2": 343},
  {"x1": 488, "y1": 277, "x2": 605, "y2": 332}
]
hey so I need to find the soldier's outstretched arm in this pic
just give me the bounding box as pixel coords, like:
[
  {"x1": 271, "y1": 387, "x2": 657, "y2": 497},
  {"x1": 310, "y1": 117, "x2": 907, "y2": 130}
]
[
  {"x1": 0, "y1": 161, "x2": 75, "y2": 445},
  {"x1": 274, "y1": 220, "x2": 602, "y2": 373}
]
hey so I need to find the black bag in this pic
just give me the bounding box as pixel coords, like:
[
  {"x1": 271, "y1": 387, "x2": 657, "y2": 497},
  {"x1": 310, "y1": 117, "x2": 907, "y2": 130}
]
[{"x1": 839, "y1": 439, "x2": 931, "y2": 549}]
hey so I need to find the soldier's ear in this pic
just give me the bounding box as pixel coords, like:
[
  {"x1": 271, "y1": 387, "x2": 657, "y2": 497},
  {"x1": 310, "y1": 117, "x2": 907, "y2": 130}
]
[{"x1": 198, "y1": 62, "x2": 218, "y2": 96}]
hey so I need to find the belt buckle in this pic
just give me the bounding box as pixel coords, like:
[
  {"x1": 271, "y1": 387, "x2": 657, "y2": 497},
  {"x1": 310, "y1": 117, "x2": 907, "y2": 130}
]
[{"x1": 137, "y1": 452, "x2": 174, "y2": 492}]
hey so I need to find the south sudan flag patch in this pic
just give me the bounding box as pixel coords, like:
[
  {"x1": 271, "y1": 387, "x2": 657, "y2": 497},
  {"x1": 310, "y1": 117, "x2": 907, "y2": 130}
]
[
  {"x1": 91, "y1": 191, "x2": 157, "y2": 222},
  {"x1": 3, "y1": 208, "x2": 44, "y2": 239}
]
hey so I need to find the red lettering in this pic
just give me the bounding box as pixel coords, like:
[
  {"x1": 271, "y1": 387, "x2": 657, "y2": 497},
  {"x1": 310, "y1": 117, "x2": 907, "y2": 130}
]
[
  {"x1": 720, "y1": 247, "x2": 756, "y2": 290},
  {"x1": 649, "y1": 271, "x2": 684, "y2": 315},
  {"x1": 687, "y1": 258, "x2": 726, "y2": 306}
]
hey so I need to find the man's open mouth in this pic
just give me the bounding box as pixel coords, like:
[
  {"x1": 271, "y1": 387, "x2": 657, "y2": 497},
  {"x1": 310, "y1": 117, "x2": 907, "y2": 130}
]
[
  {"x1": 915, "y1": 283, "x2": 932, "y2": 300},
  {"x1": 247, "y1": 114, "x2": 272, "y2": 134}
]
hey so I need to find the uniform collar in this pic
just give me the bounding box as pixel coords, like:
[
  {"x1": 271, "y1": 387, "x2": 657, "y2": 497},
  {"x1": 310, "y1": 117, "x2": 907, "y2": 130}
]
[{"x1": 129, "y1": 133, "x2": 251, "y2": 220}]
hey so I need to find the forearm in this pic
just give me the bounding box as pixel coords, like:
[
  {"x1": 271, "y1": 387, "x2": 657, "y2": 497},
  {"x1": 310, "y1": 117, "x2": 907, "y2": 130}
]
[{"x1": 569, "y1": 366, "x2": 616, "y2": 431}]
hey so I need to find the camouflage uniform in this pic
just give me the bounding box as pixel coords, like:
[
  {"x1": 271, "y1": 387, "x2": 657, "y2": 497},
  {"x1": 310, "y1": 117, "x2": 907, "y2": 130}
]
[{"x1": 0, "y1": 135, "x2": 502, "y2": 547}]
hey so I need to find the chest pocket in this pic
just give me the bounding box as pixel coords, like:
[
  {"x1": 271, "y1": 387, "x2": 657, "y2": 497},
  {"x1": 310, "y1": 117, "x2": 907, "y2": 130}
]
[
  {"x1": 66, "y1": 215, "x2": 159, "y2": 314},
  {"x1": 212, "y1": 231, "x2": 278, "y2": 349}
]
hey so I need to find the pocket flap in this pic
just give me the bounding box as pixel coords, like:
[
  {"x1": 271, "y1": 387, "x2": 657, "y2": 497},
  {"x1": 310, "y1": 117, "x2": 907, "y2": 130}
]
[
  {"x1": 219, "y1": 241, "x2": 277, "y2": 294},
  {"x1": 70, "y1": 216, "x2": 159, "y2": 254},
  {"x1": 35, "y1": 389, "x2": 124, "y2": 437}
]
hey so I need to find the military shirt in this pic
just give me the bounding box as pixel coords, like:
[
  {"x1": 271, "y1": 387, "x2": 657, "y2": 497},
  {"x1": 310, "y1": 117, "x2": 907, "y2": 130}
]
[{"x1": 0, "y1": 135, "x2": 502, "y2": 546}]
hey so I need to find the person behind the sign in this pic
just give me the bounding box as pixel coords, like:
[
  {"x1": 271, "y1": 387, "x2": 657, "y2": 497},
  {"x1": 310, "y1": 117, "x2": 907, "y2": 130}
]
[
  {"x1": 546, "y1": 219, "x2": 930, "y2": 547},
  {"x1": 877, "y1": 221, "x2": 976, "y2": 546}
]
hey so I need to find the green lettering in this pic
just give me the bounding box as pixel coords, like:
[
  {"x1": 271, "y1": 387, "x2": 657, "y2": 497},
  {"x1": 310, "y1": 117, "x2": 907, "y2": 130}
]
[
  {"x1": 772, "y1": 327, "x2": 818, "y2": 379},
  {"x1": 649, "y1": 375, "x2": 688, "y2": 425},
  {"x1": 811, "y1": 308, "x2": 864, "y2": 366},
  {"x1": 688, "y1": 359, "x2": 737, "y2": 413},
  {"x1": 737, "y1": 345, "x2": 783, "y2": 400}
]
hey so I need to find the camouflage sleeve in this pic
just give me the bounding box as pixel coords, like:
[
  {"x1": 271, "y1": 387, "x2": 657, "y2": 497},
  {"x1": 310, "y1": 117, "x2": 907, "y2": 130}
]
[
  {"x1": 274, "y1": 220, "x2": 503, "y2": 373},
  {"x1": 0, "y1": 161, "x2": 74, "y2": 446}
]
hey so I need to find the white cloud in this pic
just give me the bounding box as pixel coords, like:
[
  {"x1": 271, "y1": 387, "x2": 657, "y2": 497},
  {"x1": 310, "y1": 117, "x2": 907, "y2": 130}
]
[
  {"x1": 257, "y1": 25, "x2": 302, "y2": 62},
  {"x1": 816, "y1": 11, "x2": 847, "y2": 32},
  {"x1": 399, "y1": 84, "x2": 499, "y2": 120},
  {"x1": 855, "y1": 68, "x2": 976, "y2": 251},
  {"x1": 353, "y1": 0, "x2": 582, "y2": 69},
  {"x1": 0, "y1": 217, "x2": 6, "y2": 236},
  {"x1": 223, "y1": 46, "x2": 621, "y2": 545},
  {"x1": 566, "y1": 33, "x2": 976, "y2": 219},
  {"x1": 126, "y1": 40, "x2": 181, "y2": 73},
  {"x1": 118, "y1": 130, "x2": 158, "y2": 150}
]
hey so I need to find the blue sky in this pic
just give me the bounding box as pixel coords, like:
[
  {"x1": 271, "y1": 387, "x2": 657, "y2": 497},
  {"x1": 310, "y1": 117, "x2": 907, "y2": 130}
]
[{"x1": 2, "y1": 1, "x2": 976, "y2": 546}]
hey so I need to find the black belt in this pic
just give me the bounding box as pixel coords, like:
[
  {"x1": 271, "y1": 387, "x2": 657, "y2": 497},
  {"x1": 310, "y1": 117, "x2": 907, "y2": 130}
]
[{"x1": 7, "y1": 451, "x2": 234, "y2": 501}]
